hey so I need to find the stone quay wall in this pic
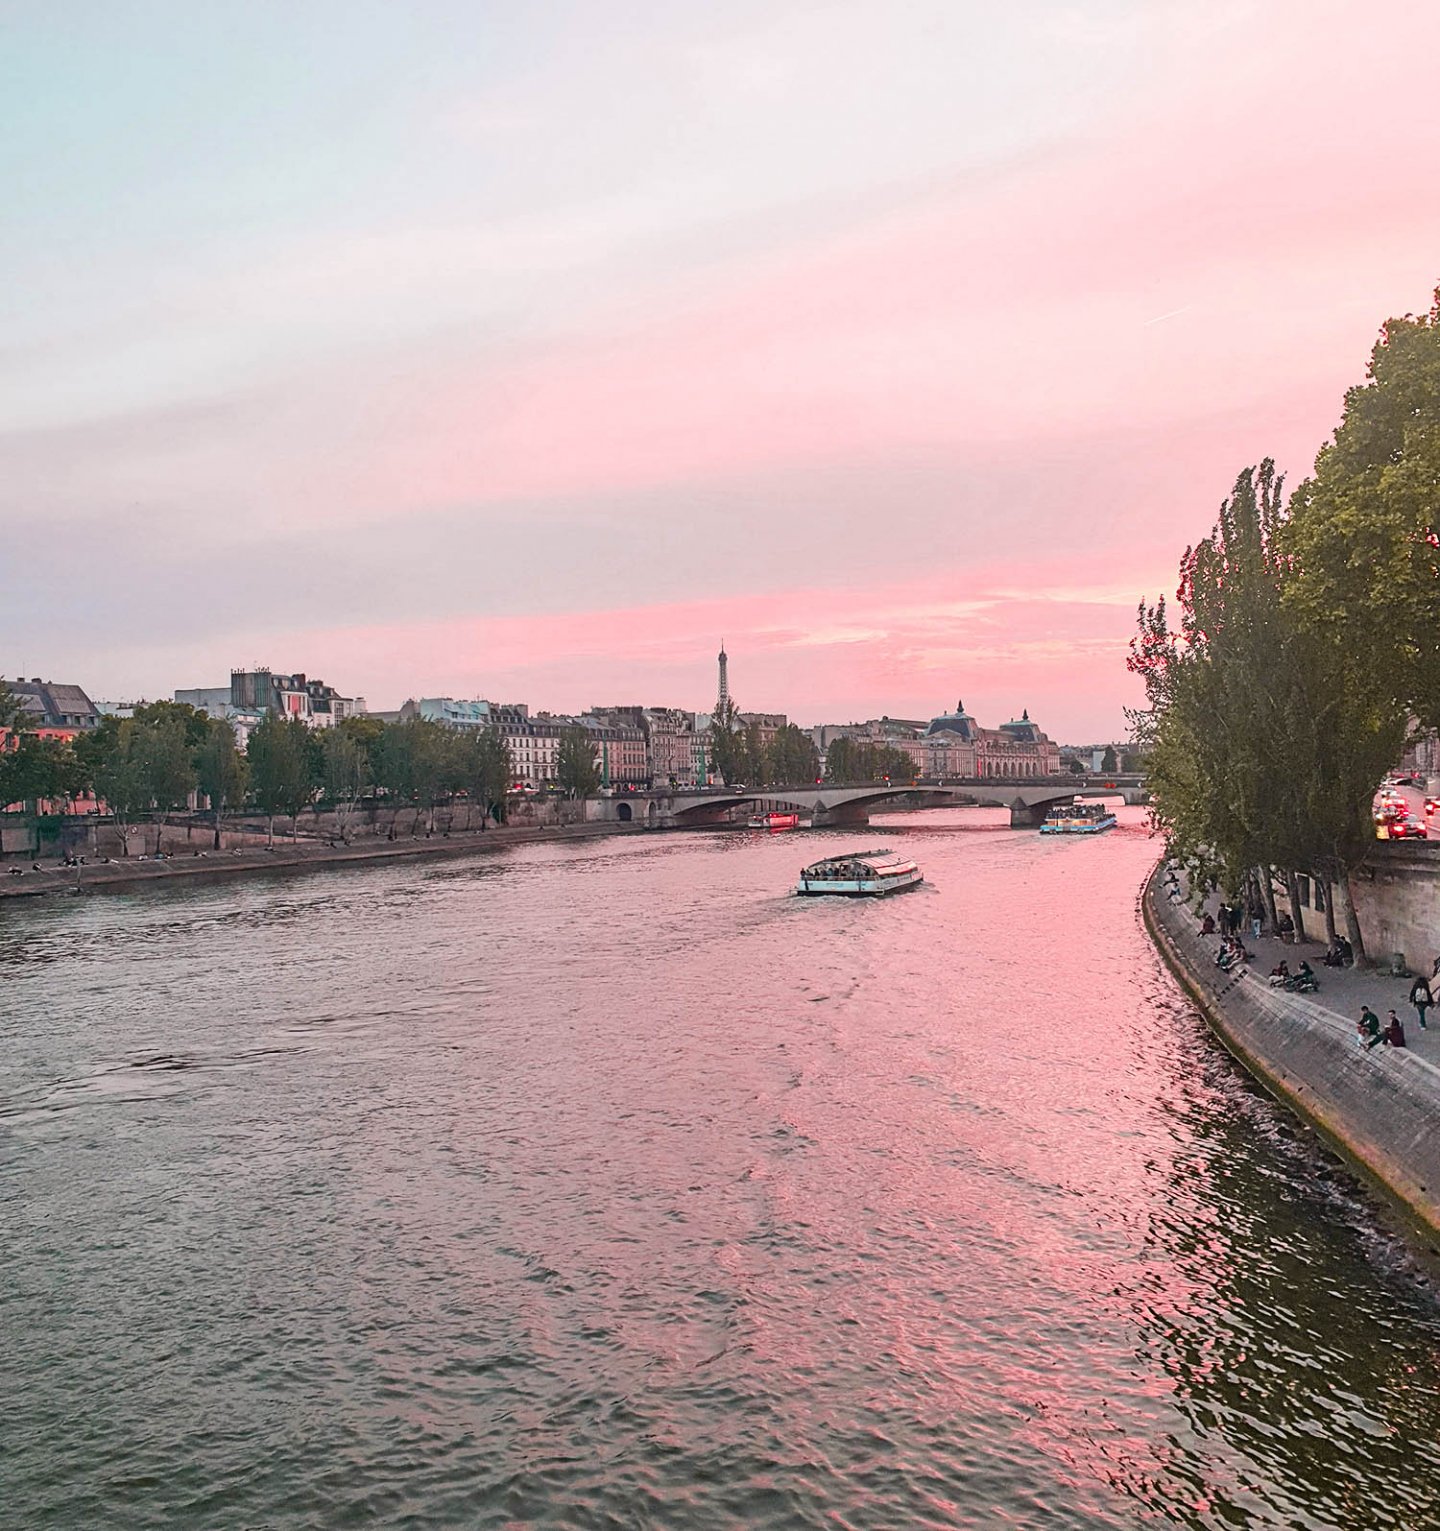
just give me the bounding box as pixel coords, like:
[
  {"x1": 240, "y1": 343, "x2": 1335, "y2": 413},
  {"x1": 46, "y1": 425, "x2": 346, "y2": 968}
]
[
  {"x1": 1348, "y1": 844, "x2": 1440, "y2": 976},
  {"x1": 1145, "y1": 867, "x2": 1440, "y2": 1241}
]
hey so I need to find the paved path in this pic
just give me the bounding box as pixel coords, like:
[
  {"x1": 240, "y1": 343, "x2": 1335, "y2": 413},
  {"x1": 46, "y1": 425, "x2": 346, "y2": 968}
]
[
  {"x1": 0, "y1": 821, "x2": 634, "y2": 900},
  {"x1": 1162, "y1": 877, "x2": 1440, "y2": 1069}
]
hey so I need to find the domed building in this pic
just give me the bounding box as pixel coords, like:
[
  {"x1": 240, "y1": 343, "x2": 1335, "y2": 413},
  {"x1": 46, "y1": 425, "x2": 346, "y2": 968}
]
[{"x1": 921, "y1": 702, "x2": 1060, "y2": 779}]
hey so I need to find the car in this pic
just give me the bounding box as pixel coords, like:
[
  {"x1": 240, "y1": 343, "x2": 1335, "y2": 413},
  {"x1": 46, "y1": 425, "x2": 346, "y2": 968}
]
[
  {"x1": 1373, "y1": 803, "x2": 1405, "y2": 823},
  {"x1": 1426, "y1": 797, "x2": 1439, "y2": 817},
  {"x1": 1388, "y1": 817, "x2": 1429, "y2": 839}
]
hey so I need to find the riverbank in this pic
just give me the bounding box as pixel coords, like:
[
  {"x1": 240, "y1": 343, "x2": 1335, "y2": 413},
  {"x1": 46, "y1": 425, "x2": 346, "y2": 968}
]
[
  {"x1": 1143, "y1": 865, "x2": 1440, "y2": 1244},
  {"x1": 0, "y1": 820, "x2": 642, "y2": 900}
]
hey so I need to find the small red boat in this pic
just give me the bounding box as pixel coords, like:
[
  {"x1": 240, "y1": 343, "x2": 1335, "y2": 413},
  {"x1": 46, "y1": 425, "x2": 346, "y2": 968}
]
[{"x1": 748, "y1": 811, "x2": 800, "y2": 830}]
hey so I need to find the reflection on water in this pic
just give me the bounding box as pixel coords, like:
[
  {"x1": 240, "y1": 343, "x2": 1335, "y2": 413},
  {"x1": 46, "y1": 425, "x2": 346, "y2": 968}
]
[{"x1": 4, "y1": 807, "x2": 1440, "y2": 1529}]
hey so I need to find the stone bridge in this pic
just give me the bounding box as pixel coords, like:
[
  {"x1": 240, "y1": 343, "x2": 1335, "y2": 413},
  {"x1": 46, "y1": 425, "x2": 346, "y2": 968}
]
[{"x1": 591, "y1": 777, "x2": 1146, "y2": 830}]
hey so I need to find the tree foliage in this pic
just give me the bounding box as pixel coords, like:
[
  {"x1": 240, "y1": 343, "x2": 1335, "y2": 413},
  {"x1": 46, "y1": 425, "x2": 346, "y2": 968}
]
[
  {"x1": 1286, "y1": 290, "x2": 1440, "y2": 731},
  {"x1": 247, "y1": 715, "x2": 313, "y2": 843},
  {"x1": 1130, "y1": 461, "x2": 1404, "y2": 960},
  {"x1": 765, "y1": 723, "x2": 820, "y2": 785},
  {"x1": 824, "y1": 737, "x2": 917, "y2": 785},
  {"x1": 452, "y1": 727, "x2": 510, "y2": 824},
  {"x1": 706, "y1": 698, "x2": 744, "y2": 785},
  {"x1": 556, "y1": 726, "x2": 599, "y2": 798}
]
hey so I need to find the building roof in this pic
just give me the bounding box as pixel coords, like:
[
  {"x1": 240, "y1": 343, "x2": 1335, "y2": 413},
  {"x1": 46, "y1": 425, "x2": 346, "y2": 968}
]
[
  {"x1": 925, "y1": 700, "x2": 976, "y2": 740},
  {"x1": 999, "y1": 708, "x2": 1041, "y2": 743},
  {"x1": 8, "y1": 679, "x2": 99, "y2": 729}
]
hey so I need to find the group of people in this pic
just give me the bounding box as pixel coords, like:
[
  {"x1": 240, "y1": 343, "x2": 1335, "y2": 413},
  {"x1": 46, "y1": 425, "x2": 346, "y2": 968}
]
[
  {"x1": 1215, "y1": 936, "x2": 1251, "y2": 972},
  {"x1": 1267, "y1": 959, "x2": 1318, "y2": 993},
  {"x1": 1358, "y1": 1006, "x2": 1410, "y2": 1051},
  {"x1": 1323, "y1": 936, "x2": 1355, "y2": 968},
  {"x1": 1194, "y1": 886, "x2": 1440, "y2": 1043}
]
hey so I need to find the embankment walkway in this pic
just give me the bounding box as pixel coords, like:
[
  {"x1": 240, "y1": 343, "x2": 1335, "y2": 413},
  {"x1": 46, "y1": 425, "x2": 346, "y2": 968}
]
[
  {"x1": 1145, "y1": 867, "x2": 1440, "y2": 1241},
  {"x1": 0, "y1": 822, "x2": 636, "y2": 901}
]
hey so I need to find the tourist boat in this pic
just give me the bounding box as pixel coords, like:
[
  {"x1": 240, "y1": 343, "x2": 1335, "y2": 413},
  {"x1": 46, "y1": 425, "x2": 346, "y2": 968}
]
[
  {"x1": 749, "y1": 811, "x2": 801, "y2": 830},
  {"x1": 1039, "y1": 802, "x2": 1117, "y2": 835},
  {"x1": 795, "y1": 849, "x2": 923, "y2": 896}
]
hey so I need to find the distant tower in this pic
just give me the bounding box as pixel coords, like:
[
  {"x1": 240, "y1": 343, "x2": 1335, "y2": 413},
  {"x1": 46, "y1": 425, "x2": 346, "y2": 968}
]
[{"x1": 716, "y1": 641, "x2": 729, "y2": 713}]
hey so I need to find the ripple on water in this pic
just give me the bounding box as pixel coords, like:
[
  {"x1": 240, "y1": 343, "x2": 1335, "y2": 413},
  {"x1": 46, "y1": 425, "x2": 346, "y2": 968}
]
[{"x1": 3, "y1": 808, "x2": 1440, "y2": 1530}]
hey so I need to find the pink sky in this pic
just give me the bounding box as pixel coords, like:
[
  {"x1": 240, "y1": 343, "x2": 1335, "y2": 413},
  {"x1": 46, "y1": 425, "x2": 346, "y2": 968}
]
[{"x1": 3, "y1": 1, "x2": 1438, "y2": 739}]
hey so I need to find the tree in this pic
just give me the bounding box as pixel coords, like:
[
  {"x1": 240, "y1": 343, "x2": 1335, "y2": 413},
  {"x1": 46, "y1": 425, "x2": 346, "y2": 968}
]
[
  {"x1": 824, "y1": 737, "x2": 915, "y2": 785},
  {"x1": 1129, "y1": 461, "x2": 1401, "y2": 961},
  {"x1": 134, "y1": 711, "x2": 198, "y2": 852},
  {"x1": 196, "y1": 718, "x2": 249, "y2": 848},
  {"x1": 247, "y1": 716, "x2": 313, "y2": 846},
  {"x1": 0, "y1": 676, "x2": 26, "y2": 735},
  {"x1": 766, "y1": 723, "x2": 820, "y2": 785},
  {"x1": 453, "y1": 727, "x2": 510, "y2": 827},
  {"x1": 1287, "y1": 289, "x2": 1440, "y2": 732},
  {"x1": 82, "y1": 717, "x2": 149, "y2": 856},
  {"x1": 741, "y1": 721, "x2": 768, "y2": 786},
  {"x1": 371, "y1": 720, "x2": 452, "y2": 832},
  {"x1": 556, "y1": 726, "x2": 599, "y2": 799},
  {"x1": 319, "y1": 726, "x2": 367, "y2": 842},
  {"x1": 707, "y1": 697, "x2": 745, "y2": 785},
  {"x1": 1100, "y1": 745, "x2": 1118, "y2": 774}
]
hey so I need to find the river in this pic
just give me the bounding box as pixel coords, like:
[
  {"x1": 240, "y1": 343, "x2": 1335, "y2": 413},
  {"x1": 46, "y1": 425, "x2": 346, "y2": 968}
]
[{"x1": 4, "y1": 807, "x2": 1440, "y2": 1529}]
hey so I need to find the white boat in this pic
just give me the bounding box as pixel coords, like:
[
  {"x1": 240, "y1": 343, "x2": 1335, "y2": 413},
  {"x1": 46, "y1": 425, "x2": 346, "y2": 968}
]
[
  {"x1": 796, "y1": 849, "x2": 923, "y2": 896},
  {"x1": 1039, "y1": 802, "x2": 1117, "y2": 835}
]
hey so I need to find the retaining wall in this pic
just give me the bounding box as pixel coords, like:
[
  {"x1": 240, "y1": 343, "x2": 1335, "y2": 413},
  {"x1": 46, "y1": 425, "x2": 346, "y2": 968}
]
[
  {"x1": 1145, "y1": 870, "x2": 1440, "y2": 1241},
  {"x1": 1350, "y1": 845, "x2": 1440, "y2": 975}
]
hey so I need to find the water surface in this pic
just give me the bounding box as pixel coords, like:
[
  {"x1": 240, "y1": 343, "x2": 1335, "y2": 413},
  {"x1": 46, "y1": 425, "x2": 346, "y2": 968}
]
[{"x1": 4, "y1": 808, "x2": 1440, "y2": 1528}]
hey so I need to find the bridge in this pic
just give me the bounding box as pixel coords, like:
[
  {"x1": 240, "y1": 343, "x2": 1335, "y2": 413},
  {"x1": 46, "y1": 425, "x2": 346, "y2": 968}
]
[{"x1": 591, "y1": 777, "x2": 1146, "y2": 830}]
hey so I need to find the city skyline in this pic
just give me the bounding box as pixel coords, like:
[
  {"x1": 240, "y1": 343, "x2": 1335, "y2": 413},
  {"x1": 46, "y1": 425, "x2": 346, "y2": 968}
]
[{"x1": 4, "y1": 3, "x2": 1439, "y2": 739}]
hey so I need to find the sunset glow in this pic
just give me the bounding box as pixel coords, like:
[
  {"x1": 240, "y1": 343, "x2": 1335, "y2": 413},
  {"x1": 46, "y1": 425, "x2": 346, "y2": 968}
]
[{"x1": 4, "y1": 1, "x2": 1437, "y2": 734}]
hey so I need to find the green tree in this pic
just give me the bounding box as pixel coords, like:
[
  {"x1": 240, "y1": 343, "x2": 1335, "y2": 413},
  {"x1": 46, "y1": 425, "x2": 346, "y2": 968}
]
[
  {"x1": 741, "y1": 721, "x2": 768, "y2": 786},
  {"x1": 824, "y1": 736, "x2": 862, "y2": 784},
  {"x1": 766, "y1": 723, "x2": 820, "y2": 784},
  {"x1": 0, "y1": 676, "x2": 27, "y2": 735},
  {"x1": 319, "y1": 726, "x2": 368, "y2": 842},
  {"x1": 133, "y1": 699, "x2": 212, "y2": 752},
  {"x1": 371, "y1": 719, "x2": 452, "y2": 832},
  {"x1": 1287, "y1": 289, "x2": 1440, "y2": 732},
  {"x1": 1129, "y1": 462, "x2": 1400, "y2": 960},
  {"x1": 83, "y1": 717, "x2": 149, "y2": 856},
  {"x1": 247, "y1": 715, "x2": 313, "y2": 846},
  {"x1": 707, "y1": 697, "x2": 744, "y2": 785},
  {"x1": 453, "y1": 727, "x2": 510, "y2": 827},
  {"x1": 196, "y1": 718, "x2": 249, "y2": 848},
  {"x1": 1100, "y1": 745, "x2": 1118, "y2": 774},
  {"x1": 406, "y1": 720, "x2": 452, "y2": 832},
  {"x1": 134, "y1": 712, "x2": 199, "y2": 852},
  {"x1": 556, "y1": 726, "x2": 599, "y2": 799}
]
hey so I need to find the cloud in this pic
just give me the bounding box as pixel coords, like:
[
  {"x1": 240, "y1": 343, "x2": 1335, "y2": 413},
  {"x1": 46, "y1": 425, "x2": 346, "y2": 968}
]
[{"x1": 2, "y1": 0, "x2": 1438, "y2": 739}]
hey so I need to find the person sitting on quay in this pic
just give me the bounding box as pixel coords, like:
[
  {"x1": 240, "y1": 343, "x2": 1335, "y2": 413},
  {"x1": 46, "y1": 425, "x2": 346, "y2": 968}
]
[
  {"x1": 1385, "y1": 1010, "x2": 1408, "y2": 1049},
  {"x1": 1268, "y1": 960, "x2": 1291, "y2": 987},
  {"x1": 1201, "y1": 912, "x2": 1217, "y2": 936},
  {"x1": 1292, "y1": 961, "x2": 1318, "y2": 992},
  {"x1": 1409, "y1": 974, "x2": 1433, "y2": 1031},
  {"x1": 1359, "y1": 1006, "x2": 1383, "y2": 1050}
]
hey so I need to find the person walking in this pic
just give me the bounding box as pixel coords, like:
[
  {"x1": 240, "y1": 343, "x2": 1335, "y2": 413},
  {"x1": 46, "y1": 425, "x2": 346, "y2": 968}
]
[{"x1": 1409, "y1": 974, "x2": 1433, "y2": 1030}]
